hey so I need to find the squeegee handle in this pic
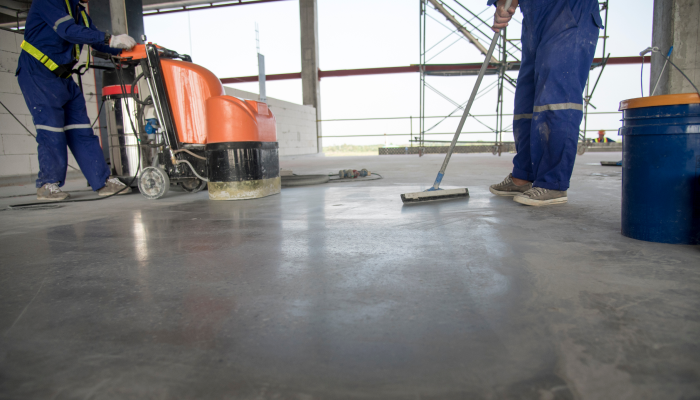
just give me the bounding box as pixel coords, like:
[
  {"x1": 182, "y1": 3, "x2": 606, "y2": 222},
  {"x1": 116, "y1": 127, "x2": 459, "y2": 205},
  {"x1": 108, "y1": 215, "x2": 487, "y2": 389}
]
[{"x1": 431, "y1": 0, "x2": 512, "y2": 190}]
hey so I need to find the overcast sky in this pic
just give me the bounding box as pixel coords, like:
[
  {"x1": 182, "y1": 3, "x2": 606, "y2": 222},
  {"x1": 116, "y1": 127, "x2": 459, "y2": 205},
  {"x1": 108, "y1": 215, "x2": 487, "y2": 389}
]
[{"x1": 144, "y1": 0, "x2": 655, "y2": 147}]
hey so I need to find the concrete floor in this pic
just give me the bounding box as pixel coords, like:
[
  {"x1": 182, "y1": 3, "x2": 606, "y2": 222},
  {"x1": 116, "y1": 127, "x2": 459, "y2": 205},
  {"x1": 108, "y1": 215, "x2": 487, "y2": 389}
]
[{"x1": 0, "y1": 152, "x2": 698, "y2": 399}]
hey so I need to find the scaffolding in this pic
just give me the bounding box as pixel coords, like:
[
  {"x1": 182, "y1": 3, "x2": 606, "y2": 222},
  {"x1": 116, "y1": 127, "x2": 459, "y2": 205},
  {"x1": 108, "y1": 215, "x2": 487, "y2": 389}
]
[{"x1": 416, "y1": 0, "x2": 610, "y2": 156}]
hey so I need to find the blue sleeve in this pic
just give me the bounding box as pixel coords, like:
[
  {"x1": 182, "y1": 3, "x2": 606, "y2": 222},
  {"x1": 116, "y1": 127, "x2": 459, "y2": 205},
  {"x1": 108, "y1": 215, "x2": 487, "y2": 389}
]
[
  {"x1": 85, "y1": 13, "x2": 122, "y2": 56},
  {"x1": 35, "y1": 0, "x2": 105, "y2": 45},
  {"x1": 487, "y1": 0, "x2": 497, "y2": 5}
]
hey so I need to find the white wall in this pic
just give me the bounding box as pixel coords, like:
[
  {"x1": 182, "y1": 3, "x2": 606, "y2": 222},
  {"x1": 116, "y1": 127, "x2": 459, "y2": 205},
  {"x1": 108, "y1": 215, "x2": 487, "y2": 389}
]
[
  {"x1": 223, "y1": 86, "x2": 318, "y2": 157},
  {"x1": 0, "y1": 29, "x2": 100, "y2": 184}
]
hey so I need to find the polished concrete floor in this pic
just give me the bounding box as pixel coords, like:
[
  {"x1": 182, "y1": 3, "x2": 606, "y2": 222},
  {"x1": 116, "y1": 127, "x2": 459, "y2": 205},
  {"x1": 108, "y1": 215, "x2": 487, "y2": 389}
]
[{"x1": 0, "y1": 152, "x2": 698, "y2": 399}]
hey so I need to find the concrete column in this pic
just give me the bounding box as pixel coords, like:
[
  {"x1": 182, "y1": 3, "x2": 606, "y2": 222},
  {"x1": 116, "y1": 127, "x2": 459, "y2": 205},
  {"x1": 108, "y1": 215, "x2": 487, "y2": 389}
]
[
  {"x1": 299, "y1": 0, "x2": 322, "y2": 153},
  {"x1": 650, "y1": 0, "x2": 700, "y2": 95},
  {"x1": 110, "y1": 0, "x2": 128, "y2": 35}
]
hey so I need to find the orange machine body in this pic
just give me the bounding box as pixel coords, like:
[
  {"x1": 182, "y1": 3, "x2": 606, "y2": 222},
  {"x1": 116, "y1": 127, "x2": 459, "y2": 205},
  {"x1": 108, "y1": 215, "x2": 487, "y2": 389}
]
[
  {"x1": 160, "y1": 59, "x2": 224, "y2": 144},
  {"x1": 206, "y1": 97, "x2": 276, "y2": 143},
  {"x1": 123, "y1": 44, "x2": 276, "y2": 144},
  {"x1": 119, "y1": 43, "x2": 151, "y2": 60}
]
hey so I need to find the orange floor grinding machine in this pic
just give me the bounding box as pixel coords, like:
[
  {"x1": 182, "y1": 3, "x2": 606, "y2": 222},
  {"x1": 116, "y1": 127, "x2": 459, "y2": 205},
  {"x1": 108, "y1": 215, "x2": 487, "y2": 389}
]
[{"x1": 99, "y1": 43, "x2": 280, "y2": 200}]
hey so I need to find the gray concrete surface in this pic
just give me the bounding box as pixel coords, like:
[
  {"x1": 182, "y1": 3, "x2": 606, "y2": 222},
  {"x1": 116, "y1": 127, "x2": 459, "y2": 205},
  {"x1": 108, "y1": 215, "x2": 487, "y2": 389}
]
[
  {"x1": 651, "y1": 0, "x2": 700, "y2": 95},
  {"x1": 0, "y1": 152, "x2": 698, "y2": 399}
]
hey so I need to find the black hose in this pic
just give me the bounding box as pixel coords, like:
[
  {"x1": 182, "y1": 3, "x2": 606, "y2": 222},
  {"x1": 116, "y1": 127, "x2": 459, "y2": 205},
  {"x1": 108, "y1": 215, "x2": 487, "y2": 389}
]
[{"x1": 130, "y1": 72, "x2": 153, "y2": 105}]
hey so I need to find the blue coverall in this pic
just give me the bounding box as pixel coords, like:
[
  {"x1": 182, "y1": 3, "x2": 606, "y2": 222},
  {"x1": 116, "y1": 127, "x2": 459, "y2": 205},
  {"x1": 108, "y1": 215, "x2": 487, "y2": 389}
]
[
  {"x1": 488, "y1": 0, "x2": 603, "y2": 190},
  {"x1": 16, "y1": 0, "x2": 121, "y2": 190}
]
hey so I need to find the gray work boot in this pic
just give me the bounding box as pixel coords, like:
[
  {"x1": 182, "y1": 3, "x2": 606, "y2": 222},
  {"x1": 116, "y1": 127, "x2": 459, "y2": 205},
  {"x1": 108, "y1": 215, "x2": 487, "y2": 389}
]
[
  {"x1": 489, "y1": 173, "x2": 533, "y2": 196},
  {"x1": 514, "y1": 187, "x2": 567, "y2": 206},
  {"x1": 98, "y1": 177, "x2": 132, "y2": 196},
  {"x1": 37, "y1": 183, "x2": 70, "y2": 201}
]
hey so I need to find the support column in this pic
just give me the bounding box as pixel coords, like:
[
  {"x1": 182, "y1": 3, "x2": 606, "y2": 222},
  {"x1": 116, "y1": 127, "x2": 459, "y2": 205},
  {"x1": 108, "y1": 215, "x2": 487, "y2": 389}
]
[
  {"x1": 299, "y1": 0, "x2": 322, "y2": 153},
  {"x1": 651, "y1": 0, "x2": 700, "y2": 95}
]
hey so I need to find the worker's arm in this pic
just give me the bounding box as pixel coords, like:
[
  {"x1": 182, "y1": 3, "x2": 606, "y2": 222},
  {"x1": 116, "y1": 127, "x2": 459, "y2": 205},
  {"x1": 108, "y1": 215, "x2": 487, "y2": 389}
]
[
  {"x1": 491, "y1": 0, "x2": 518, "y2": 33},
  {"x1": 34, "y1": 0, "x2": 105, "y2": 46},
  {"x1": 84, "y1": 12, "x2": 122, "y2": 56}
]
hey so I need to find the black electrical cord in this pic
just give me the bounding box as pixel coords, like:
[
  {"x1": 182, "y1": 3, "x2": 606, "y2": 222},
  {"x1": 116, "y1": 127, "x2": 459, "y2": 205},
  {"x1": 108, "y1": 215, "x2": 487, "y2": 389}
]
[
  {"x1": 8, "y1": 55, "x2": 145, "y2": 209},
  {"x1": 0, "y1": 100, "x2": 82, "y2": 171},
  {"x1": 130, "y1": 72, "x2": 153, "y2": 106}
]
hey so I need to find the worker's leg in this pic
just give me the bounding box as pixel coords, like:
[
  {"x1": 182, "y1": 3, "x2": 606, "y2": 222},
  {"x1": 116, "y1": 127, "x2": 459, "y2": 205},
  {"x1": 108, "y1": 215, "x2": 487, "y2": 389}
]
[
  {"x1": 511, "y1": 15, "x2": 537, "y2": 183},
  {"x1": 62, "y1": 79, "x2": 111, "y2": 191},
  {"x1": 17, "y1": 68, "x2": 70, "y2": 188},
  {"x1": 489, "y1": 9, "x2": 538, "y2": 197},
  {"x1": 529, "y1": 0, "x2": 600, "y2": 191}
]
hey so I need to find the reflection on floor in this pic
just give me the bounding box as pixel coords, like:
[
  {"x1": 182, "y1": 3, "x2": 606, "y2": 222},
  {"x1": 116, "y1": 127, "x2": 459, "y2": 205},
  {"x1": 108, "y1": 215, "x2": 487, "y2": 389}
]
[{"x1": 1, "y1": 152, "x2": 698, "y2": 399}]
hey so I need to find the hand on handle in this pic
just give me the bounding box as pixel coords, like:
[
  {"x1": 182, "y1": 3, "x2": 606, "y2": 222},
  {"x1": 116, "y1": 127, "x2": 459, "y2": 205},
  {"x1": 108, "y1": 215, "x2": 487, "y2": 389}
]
[
  {"x1": 110, "y1": 34, "x2": 137, "y2": 50},
  {"x1": 492, "y1": 0, "x2": 518, "y2": 33}
]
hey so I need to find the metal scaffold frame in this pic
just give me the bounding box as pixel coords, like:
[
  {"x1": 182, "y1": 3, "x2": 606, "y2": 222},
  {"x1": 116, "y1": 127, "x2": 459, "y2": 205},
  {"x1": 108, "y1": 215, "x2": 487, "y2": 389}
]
[{"x1": 416, "y1": 0, "x2": 610, "y2": 156}]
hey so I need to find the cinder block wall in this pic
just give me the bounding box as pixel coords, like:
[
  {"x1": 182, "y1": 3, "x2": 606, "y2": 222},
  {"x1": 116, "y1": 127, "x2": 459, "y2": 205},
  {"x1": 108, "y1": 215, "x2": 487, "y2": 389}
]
[
  {"x1": 223, "y1": 87, "x2": 318, "y2": 156},
  {"x1": 0, "y1": 29, "x2": 100, "y2": 184}
]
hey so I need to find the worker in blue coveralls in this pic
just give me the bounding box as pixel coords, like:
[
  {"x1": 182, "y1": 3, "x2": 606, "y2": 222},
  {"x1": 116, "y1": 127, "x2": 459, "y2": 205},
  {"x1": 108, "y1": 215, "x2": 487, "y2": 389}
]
[
  {"x1": 487, "y1": 0, "x2": 604, "y2": 206},
  {"x1": 16, "y1": 0, "x2": 137, "y2": 201}
]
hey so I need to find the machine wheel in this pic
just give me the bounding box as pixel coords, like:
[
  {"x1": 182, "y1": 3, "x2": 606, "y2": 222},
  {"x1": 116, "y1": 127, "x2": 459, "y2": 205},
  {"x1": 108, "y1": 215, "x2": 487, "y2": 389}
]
[
  {"x1": 181, "y1": 178, "x2": 207, "y2": 193},
  {"x1": 492, "y1": 146, "x2": 498, "y2": 155},
  {"x1": 577, "y1": 143, "x2": 587, "y2": 155},
  {"x1": 138, "y1": 167, "x2": 170, "y2": 200}
]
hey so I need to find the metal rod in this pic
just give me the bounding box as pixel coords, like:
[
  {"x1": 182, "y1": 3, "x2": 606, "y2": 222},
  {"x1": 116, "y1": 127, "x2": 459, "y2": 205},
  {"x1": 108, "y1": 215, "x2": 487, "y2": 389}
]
[
  {"x1": 318, "y1": 111, "x2": 620, "y2": 122},
  {"x1": 430, "y1": 0, "x2": 512, "y2": 190}
]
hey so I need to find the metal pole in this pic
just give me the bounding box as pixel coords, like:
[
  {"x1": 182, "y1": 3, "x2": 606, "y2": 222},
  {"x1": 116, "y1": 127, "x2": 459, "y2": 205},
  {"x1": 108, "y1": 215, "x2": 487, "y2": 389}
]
[
  {"x1": 601, "y1": 1, "x2": 608, "y2": 59},
  {"x1": 420, "y1": 0, "x2": 427, "y2": 152},
  {"x1": 583, "y1": 77, "x2": 589, "y2": 143},
  {"x1": 429, "y1": 0, "x2": 511, "y2": 190},
  {"x1": 498, "y1": 27, "x2": 507, "y2": 155}
]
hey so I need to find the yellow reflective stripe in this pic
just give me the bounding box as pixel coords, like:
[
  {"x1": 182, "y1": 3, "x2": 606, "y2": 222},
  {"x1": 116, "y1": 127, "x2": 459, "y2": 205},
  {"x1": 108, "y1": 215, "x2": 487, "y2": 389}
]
[
  {"x1": 20, "y1": 40, "x2": 60, "y2": 71},
  {"x1": 64, "y1": 0, "x2": 72, "y2": 16},
  {"x1": 79, "y1": 11, "x2": 90, "y2": 69}
]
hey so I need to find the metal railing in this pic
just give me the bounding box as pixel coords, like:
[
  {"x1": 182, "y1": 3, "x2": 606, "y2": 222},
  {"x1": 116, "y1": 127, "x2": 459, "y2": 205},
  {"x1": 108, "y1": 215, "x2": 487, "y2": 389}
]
[{"x1": 317, "y1": 111, "x2": 621, "y2": 140}]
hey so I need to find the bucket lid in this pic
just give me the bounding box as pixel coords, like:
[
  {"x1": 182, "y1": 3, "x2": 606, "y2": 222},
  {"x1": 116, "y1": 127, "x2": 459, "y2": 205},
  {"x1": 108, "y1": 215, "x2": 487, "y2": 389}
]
[{"x1": 619, "y1": 93, "x2": 700, "y2": 111}]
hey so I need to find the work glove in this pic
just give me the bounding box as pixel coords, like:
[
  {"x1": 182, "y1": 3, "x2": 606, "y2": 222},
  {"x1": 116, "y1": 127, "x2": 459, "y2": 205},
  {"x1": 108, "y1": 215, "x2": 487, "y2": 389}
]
[{"x1": 110, "y1": 34, "x2": 137, "y2": 50}]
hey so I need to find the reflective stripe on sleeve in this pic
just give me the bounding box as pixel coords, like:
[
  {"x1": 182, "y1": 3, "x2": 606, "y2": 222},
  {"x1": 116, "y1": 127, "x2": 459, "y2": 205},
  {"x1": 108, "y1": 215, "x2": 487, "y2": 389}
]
[
  {"x1": 64, "y1": 124, "x2": 92, "y2": 131},
  {"x1": 35, "y1": 125, "x2": 64, "y2": 132},
  {"x1": 533, "y1": 103, "x2": 583, "y2": 113},
  {"x1": 53, "y1": 15, "x2": 73, "y2": 32},
  {"x1": 513, "y1": 114, "x2": 533, "y2": 120}
]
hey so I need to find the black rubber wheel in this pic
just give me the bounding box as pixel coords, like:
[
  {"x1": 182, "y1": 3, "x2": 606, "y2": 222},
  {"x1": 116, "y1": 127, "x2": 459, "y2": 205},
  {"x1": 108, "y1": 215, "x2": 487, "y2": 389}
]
[
  {"x1": 181, "y1": 179, "x2": 207, "y2": 193},
  {"x1": 281, "y1": 175, "x2": 330, "y2": 187},
  {"x1": 138, "y1": 167, "x2": 170, "y2": 199}
]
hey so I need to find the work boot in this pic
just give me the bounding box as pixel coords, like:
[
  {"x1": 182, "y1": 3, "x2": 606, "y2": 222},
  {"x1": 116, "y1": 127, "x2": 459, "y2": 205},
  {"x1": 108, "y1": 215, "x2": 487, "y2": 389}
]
[
  {"x1": 489, "y1": 173, "x2": 532, "y2": 196},
  {"x1": 98, "y1": 177, "x2": 132, "y2": 196},
  {"x1": 513, "y1": 187, "x2": 567, "y2": 206},
  {"x1": 37, "y1": 183, "x2": 70, "y2": 201}
]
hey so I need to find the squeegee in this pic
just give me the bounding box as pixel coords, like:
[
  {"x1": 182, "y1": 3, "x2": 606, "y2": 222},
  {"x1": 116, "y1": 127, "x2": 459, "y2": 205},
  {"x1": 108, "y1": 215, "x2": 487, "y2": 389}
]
[{"x1": 401, "y1": 0, "x2": 512, "y2": 204}]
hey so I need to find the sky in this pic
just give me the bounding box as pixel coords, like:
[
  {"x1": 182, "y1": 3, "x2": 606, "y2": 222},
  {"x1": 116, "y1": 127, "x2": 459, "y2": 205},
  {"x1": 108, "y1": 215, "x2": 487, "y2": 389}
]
[{"x1": 144, "y1": 0, "x2": 656, "y2": 147}]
